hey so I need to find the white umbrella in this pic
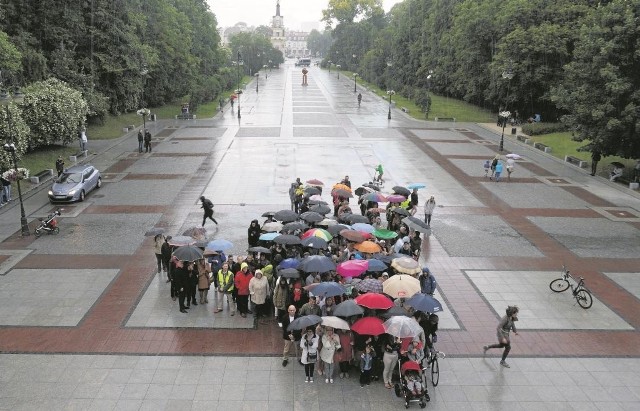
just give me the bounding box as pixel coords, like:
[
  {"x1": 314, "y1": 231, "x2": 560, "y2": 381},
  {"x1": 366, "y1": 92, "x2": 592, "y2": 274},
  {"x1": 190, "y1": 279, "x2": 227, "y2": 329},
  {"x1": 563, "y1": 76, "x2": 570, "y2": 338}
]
[
  {"x1": 383, "y1": 316, "x2": 423, "y2": 338},
  {"x1": 262, "y1": 221, "x2": 284, "y2": 232},
  {"x1": 321, "y1": 316, "x2": 350, "y2": 330},
  {"x1": 506, "y1": 153, "x2": 522, "y2": 160},
  {"x1": 382, "y1": 274, "x2": 421, "y2": 298}
]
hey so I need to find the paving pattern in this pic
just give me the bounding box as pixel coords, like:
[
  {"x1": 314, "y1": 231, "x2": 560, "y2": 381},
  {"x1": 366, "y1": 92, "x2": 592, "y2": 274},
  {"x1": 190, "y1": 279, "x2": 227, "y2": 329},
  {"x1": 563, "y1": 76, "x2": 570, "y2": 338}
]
[{"x1": 0, "y1": 60, "x2": 638, "y2": 410}]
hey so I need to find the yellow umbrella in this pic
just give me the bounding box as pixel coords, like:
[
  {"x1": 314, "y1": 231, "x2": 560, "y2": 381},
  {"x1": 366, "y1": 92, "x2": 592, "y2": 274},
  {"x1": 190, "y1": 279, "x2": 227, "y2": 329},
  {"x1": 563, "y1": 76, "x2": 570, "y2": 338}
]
[{"x1": 382, "y1": 274, "x2": 421, "y2": 298}]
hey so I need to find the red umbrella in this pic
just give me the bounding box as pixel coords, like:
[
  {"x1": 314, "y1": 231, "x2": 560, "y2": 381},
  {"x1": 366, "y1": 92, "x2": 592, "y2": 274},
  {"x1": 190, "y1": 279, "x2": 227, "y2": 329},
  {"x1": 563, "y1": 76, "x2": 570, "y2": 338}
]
[
  {"x1": 307, "y1": 179, "x2": 324, "y2": 186},
  {"x1": 351, "y1": 317, "x2": 386, "y2": 335},
  {"x1": 355, "y1": 293, "x2": 394, "y2": 310}
]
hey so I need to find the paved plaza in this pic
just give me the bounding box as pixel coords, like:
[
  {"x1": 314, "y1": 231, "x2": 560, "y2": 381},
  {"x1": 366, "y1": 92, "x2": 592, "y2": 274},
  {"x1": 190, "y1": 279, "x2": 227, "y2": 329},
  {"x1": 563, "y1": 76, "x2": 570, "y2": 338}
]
[{"x1": 0, "y1": 61, "x2": 638, "y2": 410}]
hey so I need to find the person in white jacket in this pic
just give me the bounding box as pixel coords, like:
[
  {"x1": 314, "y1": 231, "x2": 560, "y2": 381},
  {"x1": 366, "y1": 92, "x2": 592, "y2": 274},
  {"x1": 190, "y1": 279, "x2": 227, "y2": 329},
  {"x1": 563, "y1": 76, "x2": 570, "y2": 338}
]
[
  {"x1": 320, "y1": 327, "x2": 341, "y2": 383},
  {"x1": 249, "y1": 270, "x2": 269, "y2": 323},
  {"x1": 300, "y1": 328, "x2": 320, "y2": 383},
  {"x1": 424, "y1": 196, "x2": 436, "y2": 227}
]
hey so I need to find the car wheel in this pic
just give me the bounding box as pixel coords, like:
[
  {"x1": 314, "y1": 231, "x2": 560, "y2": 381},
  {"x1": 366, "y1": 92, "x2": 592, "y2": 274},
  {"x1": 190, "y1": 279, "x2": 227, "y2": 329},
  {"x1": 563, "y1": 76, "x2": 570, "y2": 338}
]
[
  {"x1": 96, "y1": 177, "x2": 102, "y2": 189},
  {"x1": 79, "y1": 190, "x2": 85, "y2": 202}
]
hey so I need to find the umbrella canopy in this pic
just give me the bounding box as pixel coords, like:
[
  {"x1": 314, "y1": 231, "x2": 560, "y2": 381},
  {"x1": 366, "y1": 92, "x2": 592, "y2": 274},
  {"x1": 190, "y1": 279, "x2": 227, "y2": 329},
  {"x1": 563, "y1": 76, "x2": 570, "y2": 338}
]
[
  {"x1": 354, "y1": 241, "x2": 382, "y2": 254},
  {"x1": 300, "y1": 211, "x2": 324, "y2": 223},
  {"x1": 610, "y1": 161, "x2": 625, "y2": 168},
  {"x1": 355, "y1": 293, "x2": 393, "y2": 309},
  {"x1": 278, "y1": 258, "x2": 300, "y2": 269},
  {"x1": 168, "y1": 236, "x2": 196, "y2": 246},
  {"x1": 247, "y1": 246, "x2": 271, "y2": 254},
  {"x1": 355, "y1": 278, "x2": 384, "y2": 294},
  {"x1": 393, "y1": 207, "x2": 411, "y2": 217},
  {"x1": 363, "y1": 192, "x2": 388, "y2": 203},
  {"x1": 317, "y1": 218, "x2": 337, "y2": 227},
  {"x1": 363, "y1": 183, "x2": 381, "y2": 191},
  {"x1": 332, "y1": 183, "x2": 352, "y2": 193},
  {"x1": 344, "y1": 214, "x2": 370, "y2": 224},
  {"x1": 144, "y1": 227, "x2": 165, "y2": 237},
  {"x1": 327, "y1": 224, "x2": 351, "y2": 236},
  {"x1": 282, "y1": 221, "x2": 308, "y2": 232},
  {"x1": 333, "y1": 188, "x2": 353, "y2": 198},
  {"x1": 339, "y1": 229, "x2": 366, "y2": 243},
  {"x1": 274, "y1": 209, "x2": 299, "y2": 223},
  {"x1": 306, "y1": 282, "x2": 347, "y2": 298},
  {"x1": 182, "y1": 226, "x2": 207, "y2": 239},
  {"x1": 308, "y1": 199, "x2": 329, "y2": 206},
  {"x1": 380, "y1": 306, "x2": 410, "y2": 319},
  {"x1": 321, "y1": 316, "x2": 350, "y2": 330},
  {"x1": 366, "y1": 259, "x2": 387, "y2": 272},
  {"x1": 306, "y1": 179, "x2": 324, "y2": 186},
  {"x1": 304, "y1": 186, "x2": 321, "y2": 196},
  {"x1": 262, "y1": 221, "x2": 284, "y2": 232},
  {"x1": 373, "y1": 229, "x2": 398, "y2": 240},
  {"x1": 392, "y1": 186, "x2": 411, "y2": 197},
  {"x1": 387, "y1": 194, "x2": 406, "y2": 203},
  {"x1": 351, "y1": 316, "x2": 386, "y2": 335},
  {"x1": 402, "y1": 216, "x2": 430, "y2": 234},
  {"x1": 206, "y1": 239, "x2": 233, "y2": 252},
  {"x1": 261, "y1": 211, "x2": 276, "y2": 218},
  {"x1": 352, "y1": 223, "x2": 375, "y2": 233},
  {"x1": 287, "y1": 315, "x2": 322, "y2": 331},
  {"x1": 383, "y1": 316, "x2": 423, "y2": 338},
  {"x1": 301, "y1": 228, "x2": 333, "y2": 241},
  {"x1": 337, "y1": 260, "x2": 369, "y2": 277},
  {"x1": 274, "y1": 234, "x2": 302, "y2": 245},
  {"x1": 172, "y1": 245, "x2": 203, "y2": 262},
  {"x1": 406, "y1": 293, "x2": 443, "y2": 313},
  {"x1": 301, "y1": 236, "x2": 328, "y2": 249},
  {"x1": 259, "y1": 232, "x2": 279, "y2": 241},
  {"x1": 299, "y1": 255, "x2": 336, "y2": 273},
  {"x1": 383, "y1": 274, "x2": 421, "y2": 298},
  {"x1": 278, "y1": 268, "x2": 301, "y2": 279},
  {"x1": 310, "y1": 204, "x2": 331, "y2": 215},
  {"x1": 334, "y1": 299, "x2": 365, "y2": 317},
  {"x1": 406, "y1": 183, "x2": 426, "y2": 190},
  {"x1": 391, "y1": 257, "x2": 421, "y2": 275},
  {"x1": 194, "y1": 240, "x2": 209, "y2": 248},
  {"x1": 354, "y1": 186, "x2": 373, "y2": 196},
  {"x1": 505, "y1": 153, "x2": 522, "y2": 160}
]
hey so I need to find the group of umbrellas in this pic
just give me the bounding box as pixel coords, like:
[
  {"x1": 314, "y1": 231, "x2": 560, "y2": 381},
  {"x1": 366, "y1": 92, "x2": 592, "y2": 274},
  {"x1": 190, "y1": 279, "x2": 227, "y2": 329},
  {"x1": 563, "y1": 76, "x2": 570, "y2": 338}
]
[{"x1": 144, "y1": 226, "x2": 235, "y2": 263}]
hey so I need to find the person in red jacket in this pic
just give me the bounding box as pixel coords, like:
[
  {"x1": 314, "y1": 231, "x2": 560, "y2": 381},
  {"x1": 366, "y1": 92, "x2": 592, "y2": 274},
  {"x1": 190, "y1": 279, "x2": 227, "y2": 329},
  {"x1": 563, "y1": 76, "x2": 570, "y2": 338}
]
[{"x1": 234, "y1": 262, "x2": 253, "y2": 317}]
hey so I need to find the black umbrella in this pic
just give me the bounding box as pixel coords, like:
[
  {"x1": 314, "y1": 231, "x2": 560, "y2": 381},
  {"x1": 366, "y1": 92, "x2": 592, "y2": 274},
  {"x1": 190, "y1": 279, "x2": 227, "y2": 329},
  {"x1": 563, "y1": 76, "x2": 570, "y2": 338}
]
[
  {"x1": 310, "y1": 204, "x2": 331, "y2": 215},
  {"x1": 380, "y1": 305, "x2": 410, "y2": 319},
  {"x1": 274, "y1": 234, "x2": 301, "y2": 245},
  {"x1": 282, "y1": 221, "x2": 308, "y2": 232},
  {"x1": 393, "y1": 186, "x2": 411, "y2": 197},
  {"x1": 308, "y1": 199, "x2": 329, "y2": 206},
  {"x1": 304, "y1": 186, "x2": 321, "y2": 196},
  {"x1": 326, "y1": 224, "x2": 352, "y2": 236},
  {"x1": 172, "y1": 245, "x2": 203, "y2": 262},
  {"x1": 287, "y1": 315, "x2": 322, "y2": 331},
  {"x1": 301, "y1": 237, "x2": 328, "y2": 249},
  {"x1": 345, "y1": 214, "x2": 370, "y2": 224},
  {"x1": 278, "y1": 268, "x2": 301, "y2": 279},
  {"x1": 334, "y1": 299, "x2": 365, "y2": 317},
  {"x1": 402, "y1": 216, "x2": 430, "y2": 234},
  {"x1": 300, "y1": 211, "x2": 324, "y2": 223},
  {"x1": 363, "y1": 183, "x2": 380, "y2": 191},
  {"x1": 355, "y1": 187, "x2": 372, "y2": 196},
  {"x1": 610, "y1": 161, "x2": 625, "y2": 168},
  {"x1": 262, "y1": 211, "x2": 276, "y2": 217},
  {"x1": 248, "y1": 246, "x2": 271, "y2": 254},
  {"x1": 393, "y1": 208, "x2": 411, "y2": 217},
  {"x1": 333, "y1": 188, "x2": 353, "y2": 198},
  {"x1": 274, "y1": 209, "x2": 299, "y2": 223},
  {"x1": 372, "y1": 253, "x2": 404, "y2": 264},
  {"x1": 299, "y1": 255, "x2": 337, "y2": 273}
]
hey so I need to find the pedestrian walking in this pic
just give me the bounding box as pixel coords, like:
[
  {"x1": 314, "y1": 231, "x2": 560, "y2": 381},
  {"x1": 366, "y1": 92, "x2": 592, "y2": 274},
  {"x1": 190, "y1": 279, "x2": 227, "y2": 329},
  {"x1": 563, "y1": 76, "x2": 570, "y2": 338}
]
[
  {"x1": 144, "y1": 130, "x2": 152, "y2": 153},
  {"x1": 408, "y1": 188, "x2": 419, "y2": 216},
  {"x1": 424, "y1": 196, "x2": 435, "y2": 227},
  {"x1": 357, "y1": 93, "x2": 362, "y2": 107},
  {"x1": 590, "y1": 150, "x2": 601, "y2": 176},
  {"x1": 79, "y1": 129, "x2": 88, "y2": 151},
  {"x1": 506, "y1": 158, "x2": 515, "y2": 181},
  {"x1": 1, "y1": 175, "x2": 11, "y2": 204},
  {"x1": 137, "y1": 130, "x2": 144, "y2": 153},
  {"x1": 493, "y1": 160, "x2": 503, "y2": 182},
  {"x1": 483, "y1": 160, "x2": 491, "y2": 177},
  {"x1": 490, "y1": 154, "x2": 500, "y2": 177},
  {"x1": 219, "y1": 97, "x2": 225, "y2": 112},
  {"x1": 483, "y1": 305, "x2": 519, "y2": 368},
  {"x1": 200, "y1": 196, "x2": 218, "y2": 227},
  {"x1": 55, "y1": 156, "x2": 65, "y2": 177}
]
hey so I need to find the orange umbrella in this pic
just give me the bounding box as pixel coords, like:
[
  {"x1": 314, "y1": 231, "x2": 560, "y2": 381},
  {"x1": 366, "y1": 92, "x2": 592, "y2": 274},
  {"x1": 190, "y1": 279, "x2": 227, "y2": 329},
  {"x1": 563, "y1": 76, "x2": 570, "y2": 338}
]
[
  {"x1": 332, "y1": 183, "x2": 352, "y2": 193},
  {"x1": 353, "y1": 241, "x2": 382, "y2": 254}
]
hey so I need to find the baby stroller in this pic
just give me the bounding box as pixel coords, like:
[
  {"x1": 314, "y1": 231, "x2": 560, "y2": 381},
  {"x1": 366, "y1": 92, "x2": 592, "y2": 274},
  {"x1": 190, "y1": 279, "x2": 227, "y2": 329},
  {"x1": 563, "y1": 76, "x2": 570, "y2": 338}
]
[{"x1": 394, "y1": 360, "x2": 429, "y2": 408}]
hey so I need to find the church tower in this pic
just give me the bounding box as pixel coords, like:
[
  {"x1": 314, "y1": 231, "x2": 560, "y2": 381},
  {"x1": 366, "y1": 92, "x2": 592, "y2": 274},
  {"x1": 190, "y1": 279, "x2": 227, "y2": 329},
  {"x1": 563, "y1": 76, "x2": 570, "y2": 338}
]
[{"x1": 271, "y1": 1, "x2": 285, "y2": 52}]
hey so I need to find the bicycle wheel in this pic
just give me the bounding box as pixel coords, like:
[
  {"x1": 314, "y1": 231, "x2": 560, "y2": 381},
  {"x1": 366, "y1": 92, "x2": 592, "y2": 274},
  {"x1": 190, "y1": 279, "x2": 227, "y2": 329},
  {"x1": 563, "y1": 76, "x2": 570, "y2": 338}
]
[
  {"x1": 431, "y1": 357, "x2": 439, "y2": 387},
  {"x1": 549, "y1": 279, "x2": 569, "y2": 292},
  {"x1": 576, "y1": 289, "x2": 593, "y2": 309}
]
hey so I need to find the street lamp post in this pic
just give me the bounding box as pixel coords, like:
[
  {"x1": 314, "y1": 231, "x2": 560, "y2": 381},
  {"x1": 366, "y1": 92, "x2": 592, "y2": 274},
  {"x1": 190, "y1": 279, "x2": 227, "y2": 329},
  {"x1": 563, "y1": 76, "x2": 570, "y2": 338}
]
[
  {"x1": 237, "y1": 51, "x2": 242, "y2": 119},
  {"x1": 353, "y1": 73, "x2": 358, "y2": 93},
  {"x1": 387, "y1": 90, "x2": 395, "y2": 120},
  {"x1": 255, "y1": 73, "x2": 259, "y2": 93},
  {"x1": 499, "y1": 67, "x2": 514, "y2": 152}
]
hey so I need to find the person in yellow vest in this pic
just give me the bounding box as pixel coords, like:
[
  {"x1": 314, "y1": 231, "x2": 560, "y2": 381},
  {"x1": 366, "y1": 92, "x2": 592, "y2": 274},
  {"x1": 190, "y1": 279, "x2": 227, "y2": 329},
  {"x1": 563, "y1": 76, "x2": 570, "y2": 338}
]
[{"x1": 214, "y1": 262, "x2": 235, "y2": 315}]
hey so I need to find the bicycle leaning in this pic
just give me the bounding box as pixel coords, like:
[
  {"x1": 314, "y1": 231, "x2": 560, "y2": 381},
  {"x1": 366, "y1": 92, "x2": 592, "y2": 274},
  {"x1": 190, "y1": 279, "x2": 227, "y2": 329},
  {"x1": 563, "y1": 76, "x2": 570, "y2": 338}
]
[
  {"x1": 422, "y1": 348, "x2": 445, "y2": 387},
  {"x1": 549, "y1": 266, "x2": 593, "y2": 309}
]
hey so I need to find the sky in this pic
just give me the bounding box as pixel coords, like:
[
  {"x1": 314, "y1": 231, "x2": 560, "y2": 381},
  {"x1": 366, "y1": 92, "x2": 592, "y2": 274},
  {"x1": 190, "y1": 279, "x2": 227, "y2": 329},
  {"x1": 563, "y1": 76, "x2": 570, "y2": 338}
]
[{"x1": 207, "y1": 0, "x2": 403, "y2": 31}]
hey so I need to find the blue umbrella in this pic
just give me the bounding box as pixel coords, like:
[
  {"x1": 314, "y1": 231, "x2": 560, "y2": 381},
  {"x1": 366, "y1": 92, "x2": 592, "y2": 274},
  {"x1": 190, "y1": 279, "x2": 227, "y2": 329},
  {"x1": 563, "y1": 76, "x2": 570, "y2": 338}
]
[
  {"x1": 351, "y1": 223, "x2": 375, "y2": 233},
  {"x1": 366, "y1": 258, "x2": 387, "y2": 272},
  {"x1": 308, "y1": 282, "x2": 347, "y2": 298},
  {"x1": 406, "y1": 293, "x2": 443, "y2": 313},
  {"x1": 259, "y1": 232, "x2": 279, "y2": 241},
  {"x1": 299, "y1": 255, "x2": 336, "y2": 273},
  {"x1": 278, "y1": 258, "x2": 299, "y2": 270},
  {"x1": 206, "y1": 239, "x2": 233, "y2": 251},
  {"x1": 406, "y1": 183, "x2": 426, "y2": 190}
]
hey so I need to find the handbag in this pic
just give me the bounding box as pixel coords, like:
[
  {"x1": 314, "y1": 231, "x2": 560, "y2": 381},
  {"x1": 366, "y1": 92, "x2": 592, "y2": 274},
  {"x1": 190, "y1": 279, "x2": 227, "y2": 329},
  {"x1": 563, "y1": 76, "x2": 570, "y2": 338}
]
[{"x1": 307, "y1": 351, "x2": 317, "y2": 361}]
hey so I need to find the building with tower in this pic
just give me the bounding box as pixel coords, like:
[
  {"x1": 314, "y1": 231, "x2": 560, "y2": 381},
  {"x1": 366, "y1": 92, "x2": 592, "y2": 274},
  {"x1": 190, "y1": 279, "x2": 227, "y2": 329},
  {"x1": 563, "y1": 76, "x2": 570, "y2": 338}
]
[{"x1": 270, "y1": 1, "x2": 285, "y2": 53}]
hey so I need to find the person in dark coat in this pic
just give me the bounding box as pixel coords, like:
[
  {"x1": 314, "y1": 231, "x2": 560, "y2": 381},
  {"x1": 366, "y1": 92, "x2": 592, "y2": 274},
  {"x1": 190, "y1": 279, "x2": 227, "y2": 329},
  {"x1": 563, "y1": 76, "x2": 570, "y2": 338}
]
[
  {"x1": 248, "y1": 219, "x2": 261, "y2": 247},
  {"x1": 187, "y1": 262, "x2": 198, "y2": 307},
  {"x1": 200, "y1": 196, "x2": 218, "y2": 226},
  {"x1": 161, "y1": 236, "x2": 173, "y2": 283},
  {"x1": 137, "y1": 130, "x2": 144, "y2": 153},
  {"x1": 144, "y1": 130, "x2": 152, "y2": 153},
  {"x1": 55, "y1": 156, "x2": 65, "y2": 177},
  {"x1": 173, "y1": 259, "x2": 189, "y2": 313},
  {"x1": 281, "y1": 305, "x2": 302, "y2": 367}
]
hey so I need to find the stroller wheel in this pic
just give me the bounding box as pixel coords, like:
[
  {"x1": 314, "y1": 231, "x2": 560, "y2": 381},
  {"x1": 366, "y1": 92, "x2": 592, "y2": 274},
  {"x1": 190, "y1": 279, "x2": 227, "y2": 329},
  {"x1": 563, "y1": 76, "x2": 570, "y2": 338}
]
[
  {"x1": 425, "y1": 393, "x2": 431, "y2": 402},
  {"x1": 394, "y1": 384, "x2": 402, "y2": 397},
  {"x1": 405, "y1": 402, "x2": 410, "y2": 409},
  {"x1": 420, "y1": 402, "x2": 426, "y2": 408}
]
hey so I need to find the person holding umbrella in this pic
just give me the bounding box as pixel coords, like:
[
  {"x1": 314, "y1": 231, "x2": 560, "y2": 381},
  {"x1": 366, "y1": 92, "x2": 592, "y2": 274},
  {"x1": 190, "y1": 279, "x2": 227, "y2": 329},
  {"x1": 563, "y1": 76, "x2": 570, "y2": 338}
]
[{"x1": 172, "y1": 257, "x2": 189, "y2": 313}]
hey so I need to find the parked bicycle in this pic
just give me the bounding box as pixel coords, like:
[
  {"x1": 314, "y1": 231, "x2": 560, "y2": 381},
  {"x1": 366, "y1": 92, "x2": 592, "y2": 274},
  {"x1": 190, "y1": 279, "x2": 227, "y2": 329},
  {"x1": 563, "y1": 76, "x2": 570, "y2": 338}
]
[
  {"x1": 423, "y1": 348, "x2": 445, "y2": 387},
  {"x1": 549, "y1": 266, "x2": 593, "y2": 309}
]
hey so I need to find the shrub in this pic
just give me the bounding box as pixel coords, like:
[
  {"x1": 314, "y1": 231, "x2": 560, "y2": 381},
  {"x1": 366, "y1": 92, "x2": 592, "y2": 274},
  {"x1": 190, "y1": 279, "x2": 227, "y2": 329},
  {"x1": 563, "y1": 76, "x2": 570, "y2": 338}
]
[{"x1": 521, "y1": 122, "x2": 568, "y2": 136}]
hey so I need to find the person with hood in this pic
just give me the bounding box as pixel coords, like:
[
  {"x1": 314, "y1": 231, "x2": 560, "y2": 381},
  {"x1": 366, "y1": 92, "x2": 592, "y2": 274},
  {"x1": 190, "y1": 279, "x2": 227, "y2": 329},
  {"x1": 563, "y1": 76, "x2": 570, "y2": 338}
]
[
  {"x1": 234, "y1": 262, "x2": 253, "y2": 318},
  {"x1": 214, "y1": 262, "x2": 235, "y2": 315},
  {"x1": 248, "y1": 219, "x2": 261, "y2": 247},
  {"x1": 249, "y1": 269, "x2": 269, "y2": 323},
  {"x1": 424, "y1": 196, "x2": 436, "y2": 227},
  {"x1": 419, "y1": 267, "x2": 437, "y2": 295},
  {"x1": 200, "y1": 196, "x2": 218, "y2": 227}
]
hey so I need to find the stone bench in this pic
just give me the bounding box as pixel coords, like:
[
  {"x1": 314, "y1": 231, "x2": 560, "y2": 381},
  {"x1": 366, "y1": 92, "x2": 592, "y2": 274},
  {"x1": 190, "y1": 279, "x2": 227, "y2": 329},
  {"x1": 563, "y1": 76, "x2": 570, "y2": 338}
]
[
  {"x1": 534, "y1": 142, "x2": 552, "y2": 153},
  {"x1": 564, "y1": 155, "x2": 588, "y2": 168},
  {"x1": 69, "y1": 150, "x2": 88, "y2": 163},
  {"x1": 175, "y1": 114, "x2": 196, "y2": 120},
  {"x1": 516, "y1": 134, "x2": 527, "y2": 142},
  {"x1": 29, "y1": 169, "x2": 53, "y2": 185},
  {"x1": 435, "y1": 117, "x2": 456, "y2": 122},
  {"x1": 401, "y1": 107, "x2": 410, "y2": 113}
]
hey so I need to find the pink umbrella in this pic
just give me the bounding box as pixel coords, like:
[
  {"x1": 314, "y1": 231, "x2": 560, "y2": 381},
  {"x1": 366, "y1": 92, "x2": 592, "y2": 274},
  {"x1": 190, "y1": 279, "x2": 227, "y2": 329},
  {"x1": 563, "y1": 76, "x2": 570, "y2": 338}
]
[
  {"x1": 387, "y1": 194, "x2": 406, "y2": 203},
  {"x1": 337, "y1": 260, "x2": 369, "y2": 277}
]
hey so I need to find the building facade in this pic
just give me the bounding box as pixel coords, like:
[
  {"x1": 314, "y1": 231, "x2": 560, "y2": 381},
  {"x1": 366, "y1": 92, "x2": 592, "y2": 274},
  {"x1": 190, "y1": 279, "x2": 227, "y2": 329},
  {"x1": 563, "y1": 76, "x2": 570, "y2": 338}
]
[
  {"x1": 270, "y1": 1, "x2": 285, "y2": 53},
  {"x1": 285, "y1": 31, "x2": 309, "y2": 58}
]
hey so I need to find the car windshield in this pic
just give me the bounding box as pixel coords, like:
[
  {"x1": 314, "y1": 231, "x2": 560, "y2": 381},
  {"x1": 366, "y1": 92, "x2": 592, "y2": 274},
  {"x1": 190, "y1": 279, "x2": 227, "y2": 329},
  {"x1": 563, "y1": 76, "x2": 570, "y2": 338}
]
[{"x1": 58, "y1": 172, "x2": 82, "y2": 184}]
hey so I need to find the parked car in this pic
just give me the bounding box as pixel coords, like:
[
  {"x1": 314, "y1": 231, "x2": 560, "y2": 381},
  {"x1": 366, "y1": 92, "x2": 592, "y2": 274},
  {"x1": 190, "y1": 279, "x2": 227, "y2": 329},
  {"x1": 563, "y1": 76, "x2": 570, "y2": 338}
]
[{"x1": 48, "y1": 164, "x2": 102, "y2": 203}]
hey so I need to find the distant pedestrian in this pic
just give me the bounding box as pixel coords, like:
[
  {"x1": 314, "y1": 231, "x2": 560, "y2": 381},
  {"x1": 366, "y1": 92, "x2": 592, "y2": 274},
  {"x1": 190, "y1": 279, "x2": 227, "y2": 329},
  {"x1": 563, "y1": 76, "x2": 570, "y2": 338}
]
[
  {"x1": 0, "y1": 175, "x2": 10, "y2": 205},
  {"x1": 154, "y1": 234, "x2": 165, "y2": 274},
  {"x1": 484, "y1": 305, "x2": 519, "y2": 368},
  {"x1": 357, "y1": 93, "x2": 362, "y2": 107},
  {"x1": 483, "y1": 160, "x2": 491, "y2": 177},
  {"x1": 219, "y1": 97, "x2": 225, "y2": 112},
  {"x1": 200, "y1": 196, "x2": 218, "y2": 226},
  {"x1": 590, "y1": 150, "x2": 601, "y2": 176},
  {"x1": 55, "y1": 156, "x2": 65, "y2": 177},
  {"x1": 493, "y1": 161, "x2": 503, "y2": 182},
  {"x1": 137, "y1": 130, "x2": 144, "y2": 153},
  {"x1": 424, "y1": 196, "x2": 436, "y2": 226},
  {"x1": 248, "y1": 219, "x2": 261, "y2": 247},
  {"x1": 408, "y1": 188, "x2": 419, "y2": 216},
  {"x1": 144, "y1": 130, "x2": 152, "y2": 153},
  {"x1": 490, "y1": 155, "x2": 499, "y2": 177},
  {"x1": 161, "y1": 236, "x2": 172, "y2": 283},
  {"x1": 79, "y1": 129, "x2": 88, "y2": 151},
  {"x1": 506, "y1": 158, "x2": 515, "y2": 181}
]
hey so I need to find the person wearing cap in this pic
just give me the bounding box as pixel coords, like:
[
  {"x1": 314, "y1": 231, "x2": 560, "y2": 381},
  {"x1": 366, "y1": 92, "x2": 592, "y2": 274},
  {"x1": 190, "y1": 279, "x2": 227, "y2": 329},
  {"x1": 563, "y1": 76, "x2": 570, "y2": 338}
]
[
  {"x1": 419, "y1": 267, "x2": 437, "y2": 296},
  {"x1": 234, "y1": 262, "x2": 253, "y2": 318},
  {"x1": 381, "y1": 272, "x2": 389, "y2": 282}
]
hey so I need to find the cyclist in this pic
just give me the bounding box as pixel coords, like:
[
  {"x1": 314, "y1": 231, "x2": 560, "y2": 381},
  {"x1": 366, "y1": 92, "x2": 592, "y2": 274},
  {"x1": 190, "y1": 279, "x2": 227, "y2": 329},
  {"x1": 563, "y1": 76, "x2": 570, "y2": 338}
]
[
  {"x1": 357, "y1": 92, "x2": 362, "y2": 107},
  {"x1": 374, "y1": 164, "x2": 384, "y2": 184}
]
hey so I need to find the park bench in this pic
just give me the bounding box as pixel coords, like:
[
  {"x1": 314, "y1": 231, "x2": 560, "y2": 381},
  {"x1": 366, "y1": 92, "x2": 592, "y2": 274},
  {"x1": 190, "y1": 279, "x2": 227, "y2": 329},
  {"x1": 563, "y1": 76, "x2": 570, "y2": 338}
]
[
  {"x1": 434, "y1": 117, "x2": 456, "y2": 122},
  {"x1": 564, "y1": 155, "x2": 588, "y2": 168},
  {"x1": 534, "y1": 142, "x2": 552, "y2": 153},
  {"x1": 29, "y1": 169, "x2": 53, "y2": 185},
  {"x1": 69, "y1": 150, "x2": 88, "y2": 163},
  {"x1": 175, "y1": 114, "x2": 196, "y2": 120}
]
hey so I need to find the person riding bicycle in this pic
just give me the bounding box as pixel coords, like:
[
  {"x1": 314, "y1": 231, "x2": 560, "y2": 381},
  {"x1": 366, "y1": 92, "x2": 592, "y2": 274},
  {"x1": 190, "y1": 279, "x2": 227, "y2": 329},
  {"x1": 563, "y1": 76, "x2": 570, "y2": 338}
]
[{"x1": 374, "y1": 164, "x2": 384, "y2": 183}]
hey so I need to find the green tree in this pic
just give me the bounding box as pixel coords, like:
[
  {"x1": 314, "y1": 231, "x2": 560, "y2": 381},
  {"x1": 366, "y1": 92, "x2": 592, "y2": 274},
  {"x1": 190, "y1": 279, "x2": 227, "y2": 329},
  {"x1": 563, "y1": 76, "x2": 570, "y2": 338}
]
[
  {"x1": 0, "y1": 103, "x2": 30, "y2": 170},
  {"x1": 552, "y1": 0, "x2": 640, "y2": 158},
  {"x1": 322, "y1": 0, "x2": 384, "y2": 28},
  {"x1": 0, "y1": 31, "x2": 22, "y2": 77},
  {"x1": 307, "y1": 29, "x2": 333, "y2": 58},
  {"x1": 20, "y1": 78, "x2": 88, "y2": 148}
]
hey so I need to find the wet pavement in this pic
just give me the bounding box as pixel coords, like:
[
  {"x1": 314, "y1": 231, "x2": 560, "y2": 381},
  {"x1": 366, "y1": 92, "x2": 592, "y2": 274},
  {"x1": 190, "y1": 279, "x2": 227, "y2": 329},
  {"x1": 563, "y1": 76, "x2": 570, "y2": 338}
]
[{"x1": 0, "y1": 61, "x2": 639, "y2": 410}]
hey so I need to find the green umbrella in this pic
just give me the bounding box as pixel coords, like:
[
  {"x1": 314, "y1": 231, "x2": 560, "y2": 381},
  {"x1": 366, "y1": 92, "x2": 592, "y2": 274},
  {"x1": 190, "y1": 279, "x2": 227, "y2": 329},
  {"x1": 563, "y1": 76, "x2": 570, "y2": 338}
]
[{"x1": 373, "y1": 228, "x2": 398, "y2": 240}]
